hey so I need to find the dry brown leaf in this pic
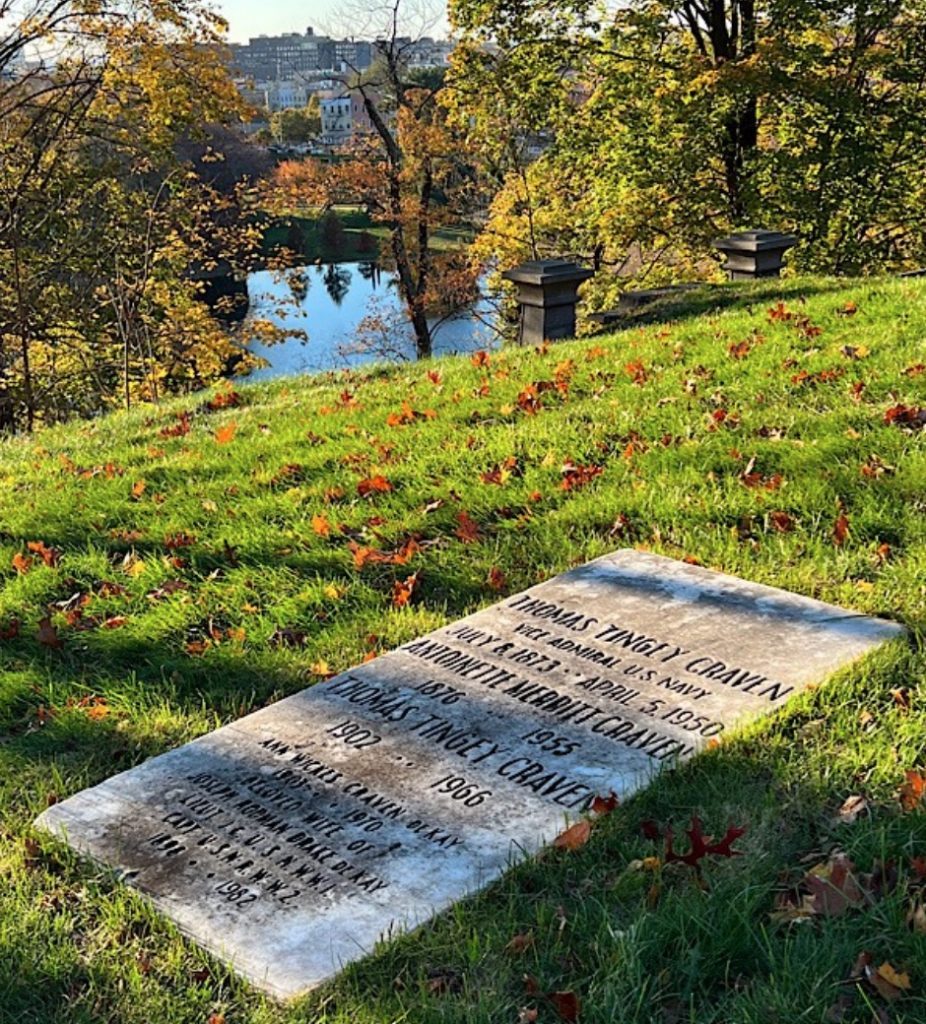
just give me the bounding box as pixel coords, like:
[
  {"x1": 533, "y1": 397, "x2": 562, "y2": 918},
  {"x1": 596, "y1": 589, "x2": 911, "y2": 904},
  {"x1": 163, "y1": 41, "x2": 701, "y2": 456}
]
[
  {"x1": 907, "y1": 899, "x2": 926, "y2": 934},
  {"x1": 12, "y1": 552, "x2": 33, "y2": 574},
  {"x1": 870, "y1": 962, "x2": 911, "y2": 1001},
  {"x1": 505, "y1": 931, "x2": 534, "y2": 954},
  {"x1": 454, "y1": 511, "x2": 480, "y2": 543},
  {"x1": 37, "y1": 617, "x2": 63, "y2": 649},
  {"x1": 553, "y1": 819, "x2": 592, "y2": 852},
  {"x1": 805, "y1": 855, "x2": 867, "y2": 916},
  {"x1": 835, "y1": 794, "x2": 869, "y2": 825},
  {"x1": 900, "y1": 770, "x2": 926, "y2": 812}
]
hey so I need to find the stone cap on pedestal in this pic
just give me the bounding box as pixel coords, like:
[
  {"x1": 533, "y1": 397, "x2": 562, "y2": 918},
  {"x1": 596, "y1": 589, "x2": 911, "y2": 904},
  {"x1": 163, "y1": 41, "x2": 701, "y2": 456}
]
[
  {"x1": 502, "y1": 259, "x2": 595, "y2": 287},
  {"x1": 712, "y1": 230, "x2": 798, "y2": 254}
]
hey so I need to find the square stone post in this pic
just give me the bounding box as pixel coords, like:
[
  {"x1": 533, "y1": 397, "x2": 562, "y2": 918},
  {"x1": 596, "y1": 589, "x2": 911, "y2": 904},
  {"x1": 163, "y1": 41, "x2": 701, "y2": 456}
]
[
  {"x1": 712, "y1": 230, "x2": 798, "y2": 280},
  {"x1": 502, "y1": 259, "x2": 594, "y2": 346}
]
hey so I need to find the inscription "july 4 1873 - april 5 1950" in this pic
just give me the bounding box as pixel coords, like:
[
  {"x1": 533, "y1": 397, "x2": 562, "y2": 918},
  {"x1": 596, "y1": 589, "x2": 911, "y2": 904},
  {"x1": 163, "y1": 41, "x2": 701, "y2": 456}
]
[{"x1": 36, "y1": 550, "x2": 904, "y2": 1000}]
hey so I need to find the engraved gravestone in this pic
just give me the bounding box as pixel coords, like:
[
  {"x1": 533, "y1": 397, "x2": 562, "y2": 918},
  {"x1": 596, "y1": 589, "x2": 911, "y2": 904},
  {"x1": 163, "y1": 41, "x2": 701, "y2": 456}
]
[{"x1": 36, "y1": 551, "x2": 904, "y2": 1000}]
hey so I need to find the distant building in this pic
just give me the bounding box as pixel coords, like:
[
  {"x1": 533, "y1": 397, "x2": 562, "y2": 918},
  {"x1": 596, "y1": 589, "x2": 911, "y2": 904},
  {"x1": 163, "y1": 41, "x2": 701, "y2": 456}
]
[
  {"x1": 229, "y1": 27, "x2": 375, "y2": 81},
  {"x1": 320, "y1": 96, "x2": 352, "y2": 145},
  {"x1": 350, "y1": 89, "x2": 375, "y2": 136},
  {"x1": 333, "y1": 40, "x2": 372, "y2": 72},
  {"x1": 375, "y1": 36, "x2": 453, "y2": 69}
]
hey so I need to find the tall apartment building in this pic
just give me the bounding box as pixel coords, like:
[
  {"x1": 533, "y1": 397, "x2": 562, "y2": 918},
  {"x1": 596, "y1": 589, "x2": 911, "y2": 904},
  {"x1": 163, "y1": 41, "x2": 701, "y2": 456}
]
[{"x1": 230, "y1": 28, "x2": 374, "y2": 81}]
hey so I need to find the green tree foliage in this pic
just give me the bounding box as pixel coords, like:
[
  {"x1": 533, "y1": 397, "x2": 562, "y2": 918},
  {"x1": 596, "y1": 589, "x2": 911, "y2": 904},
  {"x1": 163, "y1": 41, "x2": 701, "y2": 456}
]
[
  {"x1": 270, "y1": 98, "x2": 322, "y2": 143},
  {"x1": 449, "y1": 0, "x2": 926, "y2": 296},
  {"x1": 319, "y1": 209, "x2": 347, "y2": 255},
  {"x1": 0, "y1": 0, "x2": 265, "y2": 430}
]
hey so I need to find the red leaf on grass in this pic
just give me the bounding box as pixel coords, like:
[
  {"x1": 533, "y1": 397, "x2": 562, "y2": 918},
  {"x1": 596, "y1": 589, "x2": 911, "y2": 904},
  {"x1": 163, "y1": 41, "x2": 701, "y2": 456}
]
[
  {"x1": 487, "y1": 566, "x2": 507, "y2": 591},
  {"x1": 207, "y1": 389, "x2": 241, "y2": 410},
  {"x1": 804, "y1": 855, "x2": 867, "y2": 917},
  {"x1": 27, "y1": 541, "x2": 60, "y2": 567},
  {"x1": 591, "y1": 792, "x2": 619, "y2": 816},
  {"x1": 770, "y1": 511, "x2": 794, "y2": 533},
  {"x1": 214, "y1": 422, "x2": 237, "y2": 445},
  {"x1": 549, "y1": 990, "x2": 581, "y2": 1022},
  {"x1": 561, "y1": 462, "x2": 603, "y2": 492},
  {"x1": 159, "y1": 411, "x2": 190, "y2": 438},
  {"x1": 640, "y1": 820, "x2": 661, "y2": 841},
  {"x1": 707, "y1": 825, "x2": 747, "y2": 857},
  {"x1": 455, "y1": 511, "x2": 480, "y2": 543},
  {"x1": 662, "y1": 817, "x2": 746, "y2": 867},
  {"x1": 0, "y1": 618, "x2": 20, "y2": 639},
  {"x1": 884, "y1": 404, "x2": 926, "y2": 428},
  {"x1": 164, "y1": 532, "x2": 196, "y2": 550},
  {"x1": 624, "y1": 360, "x2": 647, "y2": 384},
  {"x1": 833, "y1": 514, "x2": 850, "y2": 546},
  {"x1": 357, "y1": 475, "x2": 393, "y2": 497},
  {"x1": 767, "y1": 302, "x2": 793, "y2": 322}
]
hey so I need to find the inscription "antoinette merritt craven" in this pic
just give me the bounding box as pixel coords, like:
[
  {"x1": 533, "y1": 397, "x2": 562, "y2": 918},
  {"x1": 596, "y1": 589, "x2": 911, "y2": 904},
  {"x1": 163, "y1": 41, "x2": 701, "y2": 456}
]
[{"x1": 36, "y1": 550, "x2": 903, "y2": 1000}]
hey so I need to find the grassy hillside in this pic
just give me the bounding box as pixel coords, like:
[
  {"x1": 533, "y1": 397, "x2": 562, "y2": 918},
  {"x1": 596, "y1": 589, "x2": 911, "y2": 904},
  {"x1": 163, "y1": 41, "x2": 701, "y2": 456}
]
[{"x1": 2, "y1": 275, "x2": 926, "y2": 1024}]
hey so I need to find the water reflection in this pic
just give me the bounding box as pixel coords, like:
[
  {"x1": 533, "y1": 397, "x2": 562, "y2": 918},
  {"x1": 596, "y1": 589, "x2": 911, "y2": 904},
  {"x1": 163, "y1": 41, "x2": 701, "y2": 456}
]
[
  {"x1": 323, "y1": 265, "x2": 352, "y2": 306},
  {"x1": 243, "y1": 261, "x2": 498, "y2": 380}
]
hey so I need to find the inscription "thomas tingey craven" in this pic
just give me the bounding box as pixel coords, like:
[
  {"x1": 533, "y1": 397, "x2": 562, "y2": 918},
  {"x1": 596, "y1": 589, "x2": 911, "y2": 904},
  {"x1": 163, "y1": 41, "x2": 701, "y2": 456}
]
[{"x1": 36, "y1": 550, "x2": 903, "y2": 999}]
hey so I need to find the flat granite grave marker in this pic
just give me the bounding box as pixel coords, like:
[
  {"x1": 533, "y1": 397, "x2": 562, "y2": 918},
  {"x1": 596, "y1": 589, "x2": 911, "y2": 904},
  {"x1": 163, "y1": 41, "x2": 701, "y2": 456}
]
[{"x1": 36, "y1": 550, "x2": 904, "y2": 999}]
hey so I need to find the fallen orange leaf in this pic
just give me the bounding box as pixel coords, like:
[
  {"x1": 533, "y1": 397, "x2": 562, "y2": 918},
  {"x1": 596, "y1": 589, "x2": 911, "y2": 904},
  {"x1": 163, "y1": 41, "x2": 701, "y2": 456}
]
[
  {"x1": 553, "y1": 820, "x2": 592, "y2": 852},
  {"x1": 214, "y1": 422, "x2": 237, "y2": 444}
]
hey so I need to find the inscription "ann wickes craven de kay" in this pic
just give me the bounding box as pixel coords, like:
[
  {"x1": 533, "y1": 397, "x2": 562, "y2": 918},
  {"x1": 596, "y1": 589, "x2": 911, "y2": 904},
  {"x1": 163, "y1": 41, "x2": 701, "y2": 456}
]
[{"x1": 36, "y1": 550, "x2": 903, "y2": 999}]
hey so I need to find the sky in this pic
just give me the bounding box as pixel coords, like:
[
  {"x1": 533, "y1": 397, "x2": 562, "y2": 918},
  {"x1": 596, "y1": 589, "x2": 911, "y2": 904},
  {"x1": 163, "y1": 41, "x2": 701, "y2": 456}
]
[{"x1": 215, "y1": 0, "x2": 449, "y2": 44}]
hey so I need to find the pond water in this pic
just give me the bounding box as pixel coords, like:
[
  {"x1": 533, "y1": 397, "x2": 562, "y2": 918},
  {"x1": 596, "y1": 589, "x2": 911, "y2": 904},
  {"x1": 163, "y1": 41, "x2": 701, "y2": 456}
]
[{"x1": 242, "y1": 262, "x2": 499, "y2": 380}]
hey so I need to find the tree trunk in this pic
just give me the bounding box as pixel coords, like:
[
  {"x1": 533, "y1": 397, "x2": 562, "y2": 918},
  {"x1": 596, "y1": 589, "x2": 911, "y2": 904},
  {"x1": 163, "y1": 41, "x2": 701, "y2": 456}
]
[{"x1": 722, "y1": 99, "x2": 758, "y2": 222}]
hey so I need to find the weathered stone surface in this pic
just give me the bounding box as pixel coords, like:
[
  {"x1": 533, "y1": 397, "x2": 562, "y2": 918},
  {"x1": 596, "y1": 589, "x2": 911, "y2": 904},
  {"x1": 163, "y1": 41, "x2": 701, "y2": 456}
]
[{"x1": 36, "y1": 550, "x2": 903, "y2": 1000}]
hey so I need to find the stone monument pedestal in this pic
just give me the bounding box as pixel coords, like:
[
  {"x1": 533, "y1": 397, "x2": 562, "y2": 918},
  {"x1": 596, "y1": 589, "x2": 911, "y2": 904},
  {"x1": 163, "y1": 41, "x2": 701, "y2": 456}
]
[
  {"x1": 713, "y1": 230, "x2": 798, "y2": 279},
  {"x1": 502, "y1": 259, "x2": 594, "y2": 346}
]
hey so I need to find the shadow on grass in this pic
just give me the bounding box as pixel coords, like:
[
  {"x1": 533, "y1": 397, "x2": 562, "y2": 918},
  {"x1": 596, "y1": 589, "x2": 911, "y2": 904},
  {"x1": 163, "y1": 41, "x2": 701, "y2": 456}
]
[
  {"x1": 587, "y1": 277, "x2": 859, "y2": 335},
  {"x1": 3, "y1": 638, "x2": 925, "y2": 1022}
]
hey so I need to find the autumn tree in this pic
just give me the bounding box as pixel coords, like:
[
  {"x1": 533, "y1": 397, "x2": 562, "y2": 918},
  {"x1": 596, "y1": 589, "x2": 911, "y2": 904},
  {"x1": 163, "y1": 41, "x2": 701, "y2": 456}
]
[
  {"x1": 449, "y1": 0, "x2": 926, "y2": 295},
  {"x1": 266, "y1": 1, "x2": 480, "y2": 359},
  {"x1": 0, "y1": 0, "x2": 266, "y2": 430}
]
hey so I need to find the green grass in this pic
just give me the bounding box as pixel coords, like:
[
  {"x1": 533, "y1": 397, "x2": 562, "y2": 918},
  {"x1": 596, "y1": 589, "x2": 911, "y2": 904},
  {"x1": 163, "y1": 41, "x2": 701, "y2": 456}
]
[
  {"x1": 262, "y1": 205, "x2": 469, "y2": 263},
  {"x1": 2, "y1": 274, "x2": 926, "y2": 1023}
]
